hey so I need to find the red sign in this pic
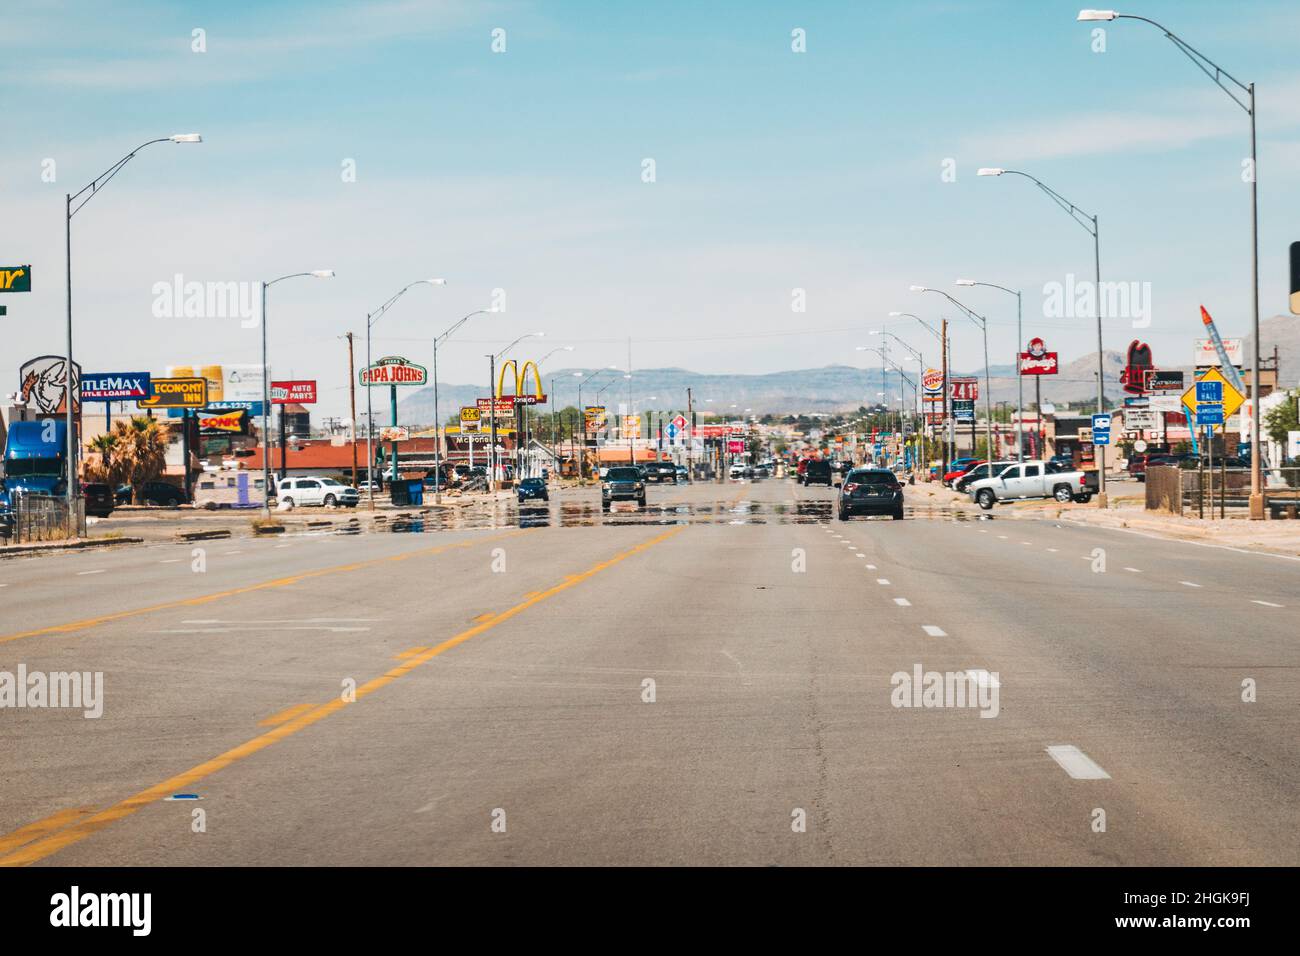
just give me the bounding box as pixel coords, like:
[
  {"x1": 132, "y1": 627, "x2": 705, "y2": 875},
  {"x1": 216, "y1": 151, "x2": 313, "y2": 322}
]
[
  {"x1": 950, "y1": 377, "x2": 979, "y2": 400},
  {"x1": 698, "y1": 424, "x2": 729, "y2": 438},
  {"x1": 270, "y1": 380, "x2": 317, "y2": 404},
  {"x1": 1019, "y1": 338, "x2": 1059, "y2": 375},
  {"x1": 727, "y1": 439, "x2": 744, "y2": 454},
  {"x1": 1119, "y1": 339, "x2": 1153, "y2": 395},
  {"x1": 477, "y1": 397, "x2": 518, "y2": 415}
]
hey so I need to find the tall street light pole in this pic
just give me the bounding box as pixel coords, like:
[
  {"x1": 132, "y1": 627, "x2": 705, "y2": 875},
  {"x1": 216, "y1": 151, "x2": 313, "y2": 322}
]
[
  {"x1": 64, "y1": 133, "x2": 202, "y2": 505},
  {"x1": 362, "y1": 279, "x2": 446, "y2": 510},
  {"x1": 262, "y1": 270, "x2": 334, "y2": 515},
  {"x1": 977, "y1": 168, "x2": 1107, "y2": 504},
  {"x1": 1078, "y1": 8, "x2": 1263, "y2": 518},
  {"x1": 890, "y1": 311, "x2": 948, "y2": 473},
  {"x1": 957, "y1": 279, "x2": 1023, "y2": 462},
  {"x1": 432, "y1": 308, "x2": 493, "y2": 504},
  {"x1": 911, "y1": 287, "x2": 994, "y2": 466}
]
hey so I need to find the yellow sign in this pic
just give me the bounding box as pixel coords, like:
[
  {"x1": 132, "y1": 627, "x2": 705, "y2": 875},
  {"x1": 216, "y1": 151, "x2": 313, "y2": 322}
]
[
  {"x1": 1181, "y1": 366, "x2": 1245, "y2": 420},
  {"x1": 138, "y1": 377, "x2": 207, "y2": 408}
]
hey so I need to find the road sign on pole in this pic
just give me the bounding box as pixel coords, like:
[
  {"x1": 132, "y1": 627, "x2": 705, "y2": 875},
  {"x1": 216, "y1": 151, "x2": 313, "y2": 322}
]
[
  {"x1": 1182, "y1": 367, "x2": 1244, "y2": 426},
  {"x1": 1091, "y1": 413, "x2": 1112, "y2": 446}
]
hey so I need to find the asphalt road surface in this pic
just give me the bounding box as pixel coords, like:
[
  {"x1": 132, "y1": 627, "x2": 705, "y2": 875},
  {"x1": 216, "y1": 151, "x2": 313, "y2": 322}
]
[{"x1": 2, "y1": 477, "x2": 1296, "y2": 865}]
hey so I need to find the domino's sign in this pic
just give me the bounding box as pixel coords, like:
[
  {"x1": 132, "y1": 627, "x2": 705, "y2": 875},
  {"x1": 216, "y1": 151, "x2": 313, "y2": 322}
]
[{"x1": 81, "y1": 372, "x2": 151, "y2": 401}]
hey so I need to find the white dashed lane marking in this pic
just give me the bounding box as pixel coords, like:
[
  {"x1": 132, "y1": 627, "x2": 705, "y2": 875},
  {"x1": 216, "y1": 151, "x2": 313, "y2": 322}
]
[
  {"x1": 921, "y1": 625, "x2": 947, "y2": 637},
  {"x1": 1180, "y1": 581, "x2": 1201, "y2": 588},
  {"x1": 876, "y1": 578, "x2": 891, "y2": 585},
  {"x1": 893, "y1": 598, "x2": 911, "y2": 606},
  {"x1": 76, "y1": 569, "x2": 106, "y2": 576},
  {"x1": 1251, "y1": 600, "x2": 1283, "y2": 608},
  {"x1": 1124, "y1": 567, "x2": 1143, "y2": 573},
  {"x1": 1046, "y1": 745, "x2": 1111, "y2": 780}
]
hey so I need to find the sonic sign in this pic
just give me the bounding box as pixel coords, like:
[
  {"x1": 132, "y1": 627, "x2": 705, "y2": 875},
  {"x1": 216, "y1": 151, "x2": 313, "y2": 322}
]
[{"x1": 359, "y1": 356, "x2": 427, "y2": 387}]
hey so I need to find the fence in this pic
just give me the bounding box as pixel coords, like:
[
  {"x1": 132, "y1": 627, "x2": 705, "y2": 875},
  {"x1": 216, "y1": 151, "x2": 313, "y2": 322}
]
[
  {"x1": 5, "y1": 495, "x2": 86, "y2": 544},
  {"x1": 1145, "y1": 464, "x2": 1300, "y2": 518}
]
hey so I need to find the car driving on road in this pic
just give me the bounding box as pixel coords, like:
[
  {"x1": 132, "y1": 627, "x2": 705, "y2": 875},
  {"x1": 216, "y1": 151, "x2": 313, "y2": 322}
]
[
  {"x1": 601, "y1": 466, "x2": 645, "y2": 510},
  {"x1": 517, "y1": 477, "x2": 549, "y2": 503},
  {"x1": 802, "y1": 459, "x2": 833, "y2": 487},
  {"x1": 838, "y1": 468, "x2": 904, "y2": 521}
]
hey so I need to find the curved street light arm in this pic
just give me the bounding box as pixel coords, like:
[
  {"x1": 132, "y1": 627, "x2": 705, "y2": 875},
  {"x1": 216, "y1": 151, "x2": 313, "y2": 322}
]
[
  {"x1": 68, "y1": 138, "x2": 174, "y2": 218},
  {"x1": 1117, "y1": 14, "x2": 1250, "y2": 112},
  {"x1": 1000, "y1": 170, "x2": 1097, "y2": 237}
]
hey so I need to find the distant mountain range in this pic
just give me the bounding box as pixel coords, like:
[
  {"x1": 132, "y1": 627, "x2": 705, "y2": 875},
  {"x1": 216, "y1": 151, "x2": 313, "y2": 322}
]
[{"x1": 396, "y1": 314, "x2": 1298, "y2": 424}]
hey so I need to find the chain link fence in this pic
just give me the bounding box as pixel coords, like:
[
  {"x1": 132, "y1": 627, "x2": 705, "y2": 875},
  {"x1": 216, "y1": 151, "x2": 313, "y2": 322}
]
[{"x1": 3, "y1": 495, "x2": 86, "y2": 544}]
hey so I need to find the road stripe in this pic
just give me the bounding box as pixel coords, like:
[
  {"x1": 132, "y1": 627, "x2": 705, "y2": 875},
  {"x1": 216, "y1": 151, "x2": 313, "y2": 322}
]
[
  {"x1": 1180, "y1": 581, "x2": 1201, "y2": 588},
  {"x1": 893, "y1": 598, "x2": 911, "y2": 606},
  {"x1": 922, "y1": 625, "x2": 946, "y2": 637},
  {"x1": 866, "y1": 564, "x2": 877, "y2": 570},
  {"x1": 1251, "y1": 600, "x2": 1283, "y2": 608},
  {"x1": 257, "y1": 703, "x2": 318, "y2": 727},
  {"x1": 1046, "y1": 745, "x2": 1111, "y2": 780},
  {"x1": 76, "y1": 569, "x2": 105, "y2": 576},
  {"x1": 876, "y1": 578, "x2": 890, "y2": 585},
  {"x1": 1124, "y1": 567, "x2": 1142, "y2": 573},
  {"x1": 0, "y1": 529, "x2": 525, "y2": 648},
  {"x1": 0, "y1": 524, "x2": 685, "y2": 866},
  {"x1": 1046, "y1": 548, "x2": 1058, "y2": 553},
  {"x1": 0, "y1": 807, "x2": 96, "y2": 855}
]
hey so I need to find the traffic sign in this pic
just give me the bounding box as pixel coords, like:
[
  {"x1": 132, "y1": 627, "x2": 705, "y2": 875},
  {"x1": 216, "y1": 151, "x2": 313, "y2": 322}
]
[
  {"x1": 1196, "y1": 380, "x2": 1223, "y2": 403},
  {"x1": 1181, "y1": 366, "x2": 1244, "y2": 423},
  {"x1": 1092, "y1": 413, "x2": 1112, "y2": 446},
  {"x1": 665, "y1": 422, "x2": 679, "y2": 439},
  {"x1": 1196, "y1": 404, "x2": 1224, "y2": 426},
  {"x1": 671, "y1": 414, "x2": 687, "y2": 431}
]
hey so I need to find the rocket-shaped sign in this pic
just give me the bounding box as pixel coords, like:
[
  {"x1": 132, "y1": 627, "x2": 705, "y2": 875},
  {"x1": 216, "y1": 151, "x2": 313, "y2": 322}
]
[{"x1": 1199, "y1": 305, "x2": 1247, "y2": 394}]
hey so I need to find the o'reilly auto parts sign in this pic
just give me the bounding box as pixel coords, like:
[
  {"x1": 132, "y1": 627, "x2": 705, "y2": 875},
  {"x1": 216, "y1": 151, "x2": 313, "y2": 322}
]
[
  {"x1": 81, "y1": 372, "x2": 151, "y2": 400},
  {"x1": 0, "y1": 265, "x2": 31, "y2": 293}
]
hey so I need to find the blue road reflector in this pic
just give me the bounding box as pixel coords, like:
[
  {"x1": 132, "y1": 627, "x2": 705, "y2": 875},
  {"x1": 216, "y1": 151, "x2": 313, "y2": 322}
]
[{"x1": 164, "y1": 794, "x2": 202, "y2": 801}]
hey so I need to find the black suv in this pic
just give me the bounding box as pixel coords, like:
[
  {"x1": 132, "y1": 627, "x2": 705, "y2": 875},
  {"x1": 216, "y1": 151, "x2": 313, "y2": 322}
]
[
  {"x1": 838, "y1": 468, "x2": 904, "y2": 521},
  {"x1": 115, "y1": 481, "x2": 189, "y2": 506},
  {"x1": 802, "y1": 459, "x2": 833, "y2": 487},
  {"x1": 602, "y1": 466, "x2": 646, "y2": 510},
  {"x1": 645, "y1": 461, "x2": 679, "y2": 484}
]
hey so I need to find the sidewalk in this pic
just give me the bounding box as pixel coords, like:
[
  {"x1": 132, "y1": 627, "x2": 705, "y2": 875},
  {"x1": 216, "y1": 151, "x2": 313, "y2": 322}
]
[{"x1": 925, "y1": 477, "x2": 1300, "y2": 558}]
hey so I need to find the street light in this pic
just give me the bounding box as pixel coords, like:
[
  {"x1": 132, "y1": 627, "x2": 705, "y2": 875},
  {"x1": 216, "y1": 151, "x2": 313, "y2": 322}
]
[
  {"x1": 432, "y1": 306, "x2": 493, "y2": 504},
  {"x1": 957, "y1": 279, "x2": 1024, "y2": 462},
  {"x1": 262, "y1": 270, "x2": 335, "y2": 514},
  {"x1": 977, "y1": 168, "x2": 1108, "y2": 503},
  {"x1": 361, "y1": 279, "x2": 445, "y2": 510},
  {"x1": 911, "y1": 286, "x2": 994, "y2": 465},
  {"x1": 63, "y1": 133, "x2": 203, "y2": 504},
  {"x1": 576, "y1": 366, "x2": 619, "y2": 480},
  {"x1": 1076, "y1": 9, "x2": 1264, "y2": 518}
]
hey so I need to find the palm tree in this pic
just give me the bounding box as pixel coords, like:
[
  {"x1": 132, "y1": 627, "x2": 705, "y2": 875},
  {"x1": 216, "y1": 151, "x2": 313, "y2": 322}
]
[
  {"x1": 112, "y1": 417, "x2": 170, "y2": 503},
  {"x1": 83, "y1": 433, "x2": 119, "y2": 484}
]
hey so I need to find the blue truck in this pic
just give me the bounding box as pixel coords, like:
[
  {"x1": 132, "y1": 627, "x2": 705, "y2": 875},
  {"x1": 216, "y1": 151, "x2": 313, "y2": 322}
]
[{"x1": 0, "y1": 420, "x2": 68, "y2": 533}]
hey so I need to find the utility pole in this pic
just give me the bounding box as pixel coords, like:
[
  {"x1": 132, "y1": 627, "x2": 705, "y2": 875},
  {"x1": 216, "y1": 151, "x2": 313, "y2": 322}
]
[
  {"x1": 686, "y1": 387, "x2": 694, "y2": 480},
  {"x1": 941, "y1": 318, "x2": 951, "y2": 471},
  {"x1": 346, "y1": 332, "x2": 358, "y2": 488},
  {"x1": 488, "y1": 353, "x2": 498, "y2": 493}
]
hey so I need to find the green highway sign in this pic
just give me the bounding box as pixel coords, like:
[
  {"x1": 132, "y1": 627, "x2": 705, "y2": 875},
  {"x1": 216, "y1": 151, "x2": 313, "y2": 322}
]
[{"x1": 0, "y1": 265, "x2": 31, "y2": 293}]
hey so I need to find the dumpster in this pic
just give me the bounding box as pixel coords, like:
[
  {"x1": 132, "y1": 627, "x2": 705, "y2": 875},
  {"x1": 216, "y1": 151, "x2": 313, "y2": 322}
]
[
  {"x1": 390, "y1": 480, "x2": 410, "y2": 506},
  {"x1": 406, "y1": 478, "x2": 424, "y2": 506}
]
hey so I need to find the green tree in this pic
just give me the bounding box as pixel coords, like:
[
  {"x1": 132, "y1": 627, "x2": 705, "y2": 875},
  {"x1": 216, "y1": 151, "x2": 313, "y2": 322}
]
[{"x1": 1264, "y1": 392, "x2": 1298, "y2": 447}]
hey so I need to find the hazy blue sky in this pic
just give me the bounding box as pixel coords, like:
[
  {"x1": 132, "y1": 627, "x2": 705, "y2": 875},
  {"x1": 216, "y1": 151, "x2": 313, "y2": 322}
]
[{"x1": 3, "y1": 0, "x2": 1299, "y2": 417}]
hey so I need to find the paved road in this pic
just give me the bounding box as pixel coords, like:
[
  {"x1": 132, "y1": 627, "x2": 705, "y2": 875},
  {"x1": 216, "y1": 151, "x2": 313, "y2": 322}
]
[{"x1": 1, "y1": 477, "x2": 1296, "y2": 865}]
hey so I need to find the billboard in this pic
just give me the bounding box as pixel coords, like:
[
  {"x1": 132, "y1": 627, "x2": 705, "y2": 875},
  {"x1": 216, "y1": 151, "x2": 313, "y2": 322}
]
[
  {"x1": 378, "y1": 425, "x2": 409, "y2": 441},
  {"x1": 1193, "y1": 337, "x2": 1242, "y2": 369},
  {"x1": 0, "y1": 265, "x2": 31, "y2": 293},
  {"x1": 167, "y1": 364, "x2": 267, "y2": 404},
  {"x1": 1019, "y1": 338, "x2": 1059, "y2": 375},
  {"x1": 81, "y1": 372, "x2": 151, "y2": 401},
  {"x1": 199, "y1": 409, "x2": 249, "y2": 434},
  {"x1": 19, "y1": 355, "x2": 81, "y2": 415},
  {"x1": 360, "y1": 356, "x2": 426, "y2": 386},
  {"x1": 271, "y1": 380, "x2": 317, "y2": 404},
  {"x1": 139, "y1": 377, "x2": 208, "y2": 409},
  {"x1": 583, "y1": 405, "x2": 607, "y2": 430}
]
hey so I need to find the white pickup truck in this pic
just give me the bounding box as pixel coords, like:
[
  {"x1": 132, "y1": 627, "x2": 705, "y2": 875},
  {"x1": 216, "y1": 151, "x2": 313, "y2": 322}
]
[{"x1": 967, "y1": 460, "x2": 1096, "y2": 510}]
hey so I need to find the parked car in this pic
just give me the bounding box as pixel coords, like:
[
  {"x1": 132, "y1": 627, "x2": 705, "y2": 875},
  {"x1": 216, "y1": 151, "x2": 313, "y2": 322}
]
[
  {"x1": 954, "y1": 460, "x2": 1014, "y2": 494},
  {"x1": 275, "y1": 476, "x2": 360, "y2": 508},
  {"x1": 114, "y1": 480, "x2": 189, "y2": 506},
  {"x1": 802, "y1": 459, "x2": 833, "y2": 487},
  {"x1": 82, "y1": 482, "x2": 115, "y2": 517},
  {"x1": 675, "y1": 465, "x2": 688, "y2": 482},
  {"x1": 967, "y1": 459, "x2": 1095, "y2": 510},
  {"x1": 517, "y1": 477, "x2": 549, "y2": 503},
  {"x1": 1047, "y1": 453, "x2": 1075, "y2": 471},
  {"x1": 943, "y1": 458, "x2": 984, "y2": 487},
  {"x1": 602, "y1": 466, "x2": 645, "y2": 510},
  {"x1": 837, "y1": 468, "x2": 904, "y2": 521}
]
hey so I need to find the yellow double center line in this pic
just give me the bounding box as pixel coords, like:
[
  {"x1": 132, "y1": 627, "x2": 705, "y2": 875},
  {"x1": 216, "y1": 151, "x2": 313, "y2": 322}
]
[
  {"x1": 0, "y1": 524, "x2": 686, "y2": 866},
  {"x1": 0, "y1": 529, "x2": 525, "y2": 648}
]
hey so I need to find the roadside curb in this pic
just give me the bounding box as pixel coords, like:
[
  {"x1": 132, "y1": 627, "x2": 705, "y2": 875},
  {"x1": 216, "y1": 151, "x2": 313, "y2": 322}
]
[{"x1": 0, "y1": 536, "x2": 145, "y2": 559}]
